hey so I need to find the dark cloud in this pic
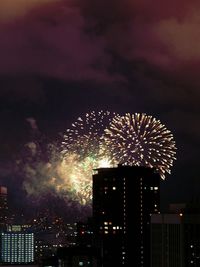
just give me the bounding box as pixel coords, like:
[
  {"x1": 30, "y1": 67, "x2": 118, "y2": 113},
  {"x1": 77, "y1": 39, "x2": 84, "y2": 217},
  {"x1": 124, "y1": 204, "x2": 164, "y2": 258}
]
[
  {"x1": 79, "y1": 0, "x2": 200, "y2": 87},
  {"x1": 1, "y1": 0, "x2": 200, "y2": 89},
  {"x1": 0, "y1": 0, "x2": 58, "y2": 22},
  {"x1": 0, "y1": 1, "x2": 123, "y2": 84}
]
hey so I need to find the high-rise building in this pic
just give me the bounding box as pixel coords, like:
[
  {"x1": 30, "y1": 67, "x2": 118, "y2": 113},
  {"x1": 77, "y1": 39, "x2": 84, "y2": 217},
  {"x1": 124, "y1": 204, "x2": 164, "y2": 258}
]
[
  {"x1": 151, "y1": 214, "x2": 184, "y2": 267},
  {"x1": 0, "y1": 186, "x2": 8, "y2": 229},
  {"x1": 0, "y1": 225, "x2": 34, "y2": 264},
  {"x1": 93, "y1": 165, "x2": 160, "y2": 267},
  {"x1": 151, "y1": 213, "x2": 200, "y2": 267}
]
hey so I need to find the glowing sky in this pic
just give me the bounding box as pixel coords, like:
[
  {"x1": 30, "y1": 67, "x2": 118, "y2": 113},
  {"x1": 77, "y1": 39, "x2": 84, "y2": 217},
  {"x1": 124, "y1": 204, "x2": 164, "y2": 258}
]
[{"x1": 0, "y1": 0, "x2": 58, "y2": 21}]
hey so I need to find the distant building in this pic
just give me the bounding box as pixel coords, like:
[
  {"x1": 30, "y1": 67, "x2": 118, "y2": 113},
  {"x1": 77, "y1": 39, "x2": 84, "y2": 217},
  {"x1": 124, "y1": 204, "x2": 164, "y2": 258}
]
[
  {"x1": 76, "y1": 219, "x2": 94, "y2": 248},
  {"x1": 0, "y1": 186, "x2": 8, "y2": 229},
  {"x1": 0, "y1": 225, "x2": 34, "y2": 264},
  {"x1": 151, "y1": 214, "x2": 200, "y2": 267},
  {"x1": 31, "y1": 216, "x2": 77, "y2": 262},
  {"x1": 57, "y1": 246, "x2": 99, "y2": 267},
  {"x1": 93, "y1": 165, "x2": 160, "y2": 267},
  {"x1": 151, "y1": 214, "x2": 184, "y2": 267}
]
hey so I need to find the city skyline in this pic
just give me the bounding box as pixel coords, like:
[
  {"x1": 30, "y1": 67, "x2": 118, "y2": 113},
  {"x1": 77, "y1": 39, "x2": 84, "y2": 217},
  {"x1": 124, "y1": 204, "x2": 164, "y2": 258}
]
[{"x1": 0, "y1": 0, "x2": 199, "y2": 219}]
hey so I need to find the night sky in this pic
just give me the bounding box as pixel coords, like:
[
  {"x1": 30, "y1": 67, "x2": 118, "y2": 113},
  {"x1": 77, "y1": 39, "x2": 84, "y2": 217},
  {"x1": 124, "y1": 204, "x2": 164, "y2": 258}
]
[{"x1": 0, "y1": 0, "x2": 200, "y2": 220}]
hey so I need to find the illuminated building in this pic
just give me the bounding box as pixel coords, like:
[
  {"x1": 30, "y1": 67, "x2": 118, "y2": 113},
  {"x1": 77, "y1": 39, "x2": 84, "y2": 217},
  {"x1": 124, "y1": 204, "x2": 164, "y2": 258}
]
[
  {"x1": 151, "y1": 214, "x2": 200, "y2": 267},
  {"x1": 0, "y1": 225, "x2": 34, "y2": 264},
  {"x1": 0, "y1": 186, "x2": 8, "y2": 229},
  {"x1": 76, "y1": 219, "x2": 94, "y2": 248},
  {"x1": 30, "y1": 214, "x2": 78, "y2": 263},
  {"x1": 93, "y1": 165, "x2": 160, "y2": 267}
]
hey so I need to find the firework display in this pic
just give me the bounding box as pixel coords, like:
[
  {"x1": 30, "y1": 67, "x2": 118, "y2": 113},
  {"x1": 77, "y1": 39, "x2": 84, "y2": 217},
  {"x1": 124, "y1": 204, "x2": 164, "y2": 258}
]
[
  {"x1": 61, "y1": 111, "x2": 118, "y2": 204},
  {"x1": 54, "y1": 154, "x2": 113, "y2": 205},
  {"x1": 62, "y1": 110, "x2": 117, "y2": 159},
  {"x1": 21, "y1": 111, "x2": 176, "y2": 208},
  {"x1": 104, "y1": 113, "x2": 176, "y2": 179}
]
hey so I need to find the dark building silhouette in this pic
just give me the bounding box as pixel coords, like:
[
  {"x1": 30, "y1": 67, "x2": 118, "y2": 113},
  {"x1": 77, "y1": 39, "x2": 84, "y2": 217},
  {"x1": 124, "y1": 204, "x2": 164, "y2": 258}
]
[
  {"x1": 151, "y1": 213, "x2": 200, "y2": 267},
  {"x1": 151, "y1": 214, "x2": 183, "y2": 267},
  {"x1": 92, "y1": 165, "x2": 160, "y2": 267}
]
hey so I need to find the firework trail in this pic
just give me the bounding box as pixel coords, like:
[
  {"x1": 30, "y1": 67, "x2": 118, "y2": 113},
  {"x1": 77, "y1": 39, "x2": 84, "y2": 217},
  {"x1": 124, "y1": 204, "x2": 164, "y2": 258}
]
[{"x1": 104, "y1": 113, "x2": 176, "y2": 179}]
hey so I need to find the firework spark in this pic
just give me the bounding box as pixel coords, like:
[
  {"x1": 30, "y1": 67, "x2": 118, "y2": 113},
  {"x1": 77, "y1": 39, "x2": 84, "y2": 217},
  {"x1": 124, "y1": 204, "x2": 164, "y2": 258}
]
[
  {"x1": 19, "y1": 111, "x2": 117, "y2": 207},
  {"x1": 61, "y1": 111, "x2": 118, "y2": 204},
  {"x1": 62, "y1": 110, "x2": 117, "y2": 159},
  {"x1": 20, "y1": 111, "x2": 176, "y2": 209},
  {"x1": 56, "y1": 154, "x2": 113, "y2": 205},
  {"x1": 104, "y1": 113, "x2": 177, "y2": 179}
]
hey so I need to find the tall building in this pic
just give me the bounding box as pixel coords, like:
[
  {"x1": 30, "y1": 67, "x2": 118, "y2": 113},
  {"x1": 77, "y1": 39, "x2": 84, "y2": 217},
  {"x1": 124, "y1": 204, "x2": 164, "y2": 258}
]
[
  {"x1": 0, "y1": 186, "x2": 8, "y2": 229},
  {"x1": 151, "y1": 213, "x2": 200, "y2": 267},
  {"x1": 93, "y1": 165, "x2": 160, "y2": 267},
  {"x1": 151, "y1": 214, "x2": 184, "y2": 267},
  {"x1": 0, "y1": 225, "x2": 34, "y2": 264}
]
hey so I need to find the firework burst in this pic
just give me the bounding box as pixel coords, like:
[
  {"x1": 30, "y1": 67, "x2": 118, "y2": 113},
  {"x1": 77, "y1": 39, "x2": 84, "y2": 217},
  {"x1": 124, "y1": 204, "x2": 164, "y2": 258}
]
[
  {"x1": 104, "y1": 113, "x2": 177, "y2": 179},
  {"x1": 61, "y1": 111, "x2": 118, "y2": 204},
  {"x1": 55, "y1": 154, "x2": 113, "y2": 205},
  {"x1": 62, "y1": 110, "x2": 117, "y2": 159},
  {"x1": 20, "y1": 111, "x2": 176, "y2": 209}
]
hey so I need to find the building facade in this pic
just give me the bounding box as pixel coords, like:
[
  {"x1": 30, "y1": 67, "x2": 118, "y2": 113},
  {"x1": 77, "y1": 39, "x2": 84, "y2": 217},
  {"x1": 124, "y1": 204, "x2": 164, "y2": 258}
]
[
  {"x1": 93, "y1": 165, "x2": 160, "y2": 267},
  {"x1": 0, "y1": 225, "x2": 34, "y2": 264},
  {"x1": 0, "y1": 186, "x2": 8, "y2": 229},
  {"x1": 151, "y1": 214, "x2": 184, "y2": 267},
  {"x1": 151, "y1": 214, "x2": 200, "y2": 267}
]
